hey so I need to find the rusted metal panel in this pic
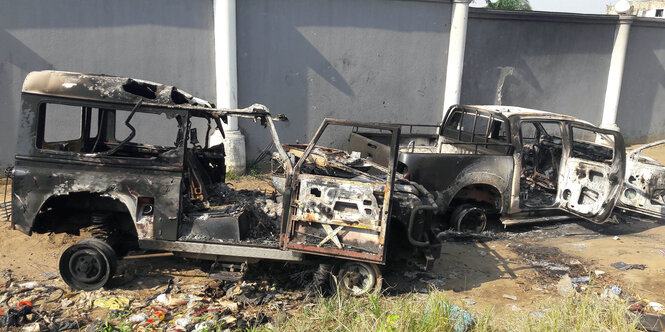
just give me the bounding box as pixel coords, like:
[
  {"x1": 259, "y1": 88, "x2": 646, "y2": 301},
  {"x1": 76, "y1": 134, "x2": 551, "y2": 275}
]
[{"x1": 282, "y1": 119, "x2": 403, "y2": 264}]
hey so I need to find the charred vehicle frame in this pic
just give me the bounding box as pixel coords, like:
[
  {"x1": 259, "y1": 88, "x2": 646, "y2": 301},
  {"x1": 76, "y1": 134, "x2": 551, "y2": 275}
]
[
  {"x1": 8, "y1": 71, "x2": 440, "y2": 295},
  {"x1": 349, "y1": 104, "x2": 644, "y2": 231}
]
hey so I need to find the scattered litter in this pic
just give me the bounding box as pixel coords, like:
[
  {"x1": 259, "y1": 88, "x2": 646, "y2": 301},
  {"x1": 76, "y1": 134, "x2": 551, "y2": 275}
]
[
  {"x1": 21, "y1": 322, "x2": 40, "y2": 332},
  {"x1": 48, "y1": 319, "x2": 83, "y2": 331},
  {"x1": 462, "y1": 298, "x2": 477, "y2": 306},
  {"x1": 648, "y1": 302, "x2": 665, "y2": 313},
  {"x1": 610, "y1": 285, "x2": 622, "y2": 295},
  {"x1": 437, "y1": 302, "x2": 473, "y2": 332},
  {"x1": 194, "y1": 320, "x2": 214, "y2": 332},
  {"x1": 0, "y1": 302, "x2": 32, "y2": 327},
  {"x1": 570, "y1": 276, "x2": 590, "y2": 283},
  {"x1": 18, "y1": 282, "x2": 38, "y2": 289},
  {"x1": 155, "y1": 293, "x2": 169, "y2": 304},
  {"x1": 39, "y1": 272, "x2": 57, "y2": 279},
  {"x1": 594, "y1": 270, "x2": 605, "y2": 276},
  {"x1": 175, "y1": 317, "x2": 192, "y2": 327},
  {"x1": 532, "y1": 311, "x2": 545, "y2": 318},
  {"x1": 613, "y1": 236, "x2": 620, "y2": 240},
  {"x1": 128, "y1": 313, "x2": 149, "y2": 323},
  {"x1": 502, "y1": 294, "x2": 517, "y2": 301},
  {"x1": 93, "y1": 296, "x2": 130, "y2": 310},
  {"x1": 557, "y1": 274, "x2": 575, "y2": 297},
  {"x1": 511, "y1": 305, "x2": 520, "y2": 312},
  {"x1": 611, "y1": 261, "x2": 647, "y2": 271},
  {"x1": 148, "y1": 307, "x2": 167, "y2": 324}
]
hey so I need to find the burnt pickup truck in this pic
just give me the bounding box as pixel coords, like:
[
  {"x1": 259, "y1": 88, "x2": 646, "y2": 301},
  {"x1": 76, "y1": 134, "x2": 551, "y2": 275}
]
[
  {"x1": 350, "y1": 104, "x2": 663, "y2": 231},
  {"x1": 7, "y1": 71, "x2": 439, "y2": 295}
]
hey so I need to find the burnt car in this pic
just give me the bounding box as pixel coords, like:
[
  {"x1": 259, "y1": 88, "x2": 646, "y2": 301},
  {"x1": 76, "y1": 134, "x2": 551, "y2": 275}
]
[
  {"x1": 349, "y1": 104, "x2": 649, "y2": 231},
  {"x1": 8, "y1": 71, "x2": 439, "y2": 295},
  {"x1": 617, "y1": 139, "x2": 665, "y2": 219}
]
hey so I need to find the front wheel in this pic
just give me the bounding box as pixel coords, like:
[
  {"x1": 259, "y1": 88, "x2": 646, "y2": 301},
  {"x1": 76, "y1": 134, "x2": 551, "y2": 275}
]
[
  {"x1": 59, "y1": 238, "x2": 117, "y2": 290},
  {"x1": 331, "y1": 261, "x2": 382, "y2": 296}
]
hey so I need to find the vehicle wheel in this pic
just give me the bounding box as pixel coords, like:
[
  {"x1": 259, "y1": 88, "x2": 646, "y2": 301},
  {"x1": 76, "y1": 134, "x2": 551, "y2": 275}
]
[
  {"x1": 331, "y1": 261, "x2": 382, "y2": 297},
  {"x1": 451, "y1": 204, "x2": 487, "y2": 233},
  {"x1": 59, "y1": 238, "x2": 117, "y2": 290}
]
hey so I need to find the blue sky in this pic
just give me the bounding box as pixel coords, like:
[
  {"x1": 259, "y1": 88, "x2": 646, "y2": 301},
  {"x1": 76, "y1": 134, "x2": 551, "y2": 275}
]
[{"x1": 471, "y1": 0, "x2": 614, "y2": 14}]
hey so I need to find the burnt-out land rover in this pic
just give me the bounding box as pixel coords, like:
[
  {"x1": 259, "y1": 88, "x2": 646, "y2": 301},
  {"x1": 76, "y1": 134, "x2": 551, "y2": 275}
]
[
  {"x1": 350, "y1": 105, "x2": 665, "y2": 232},
  {"x1": 7, "y1": 71, "x2": 440, "y2": 295}
]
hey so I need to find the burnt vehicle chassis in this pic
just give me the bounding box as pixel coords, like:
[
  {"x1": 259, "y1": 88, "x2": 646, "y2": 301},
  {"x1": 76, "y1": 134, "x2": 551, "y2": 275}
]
[
  {"x1": 10, "y1": 71, "x2": 439, "y2": 295},
  {"x1": 349, "y1": 104, "x2": 629, "y2": 231}
]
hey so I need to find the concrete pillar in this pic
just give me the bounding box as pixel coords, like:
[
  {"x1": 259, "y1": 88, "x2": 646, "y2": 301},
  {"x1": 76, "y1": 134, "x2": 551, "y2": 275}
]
[
  {"x1": 213, "y1": 0, "x2": 246, "y2": 173},
  {"x1": 600, "y1": 14, "x2": 635, "y2": 131},
  {"x1": 442, "y1": 0, "x2": 472, "y2": 121}
]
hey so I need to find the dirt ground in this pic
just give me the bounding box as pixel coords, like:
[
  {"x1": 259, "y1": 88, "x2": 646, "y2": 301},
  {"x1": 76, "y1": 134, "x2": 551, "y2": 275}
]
[{"x1": 0, "y1": 174, "x2": 664, "y2": 329}]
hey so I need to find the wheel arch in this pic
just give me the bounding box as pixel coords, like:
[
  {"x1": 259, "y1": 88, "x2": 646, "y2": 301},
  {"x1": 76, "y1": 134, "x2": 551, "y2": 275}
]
[
  {"x1": 437, "y1": 170, "x2": 511, "y2": 214},
  {"x1": 32, "y1": 190, "x2": 138, "y2": 235}
]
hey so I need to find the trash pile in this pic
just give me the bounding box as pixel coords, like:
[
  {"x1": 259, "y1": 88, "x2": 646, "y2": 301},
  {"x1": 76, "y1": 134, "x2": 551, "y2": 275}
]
[{"x1": 0, "y1": 261, "x2": 320, "y2": 331}]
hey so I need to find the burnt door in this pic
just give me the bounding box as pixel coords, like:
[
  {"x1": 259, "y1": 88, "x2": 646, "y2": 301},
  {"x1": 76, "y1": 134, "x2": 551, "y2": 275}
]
[
  {"x1": 617, "y1": 139, "x2": 665, "y2": 219},
  {"x1": 282, "y1": 119, "x2": 400, "y2": 263},
  {"x1": 556, "y1": 123, "x2": 625, "y2": 223}
]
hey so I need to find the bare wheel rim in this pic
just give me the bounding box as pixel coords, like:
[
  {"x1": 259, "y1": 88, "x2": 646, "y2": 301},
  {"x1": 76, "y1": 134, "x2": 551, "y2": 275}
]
[
  {"x1": 340, "y1": 262, "x2": 376, "y2": 296},
  {"x1": 69, "y1": 249, "x2": 104, "y2": 283},
  {"x1": 456, "y1": 206, "x2": 487, "y2": 233}
]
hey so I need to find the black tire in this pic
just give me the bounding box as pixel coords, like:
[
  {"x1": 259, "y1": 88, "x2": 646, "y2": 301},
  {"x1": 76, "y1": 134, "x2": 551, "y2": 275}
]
[
  {"x1": 451, "y1": 204, "x2": 487, "y2": 233},
  {"x1": 59, "y1": 238, "x2": 117, "y2": 290},
  {"x1": 330, "y1": 261, "x2": 382, "y2": 297}
]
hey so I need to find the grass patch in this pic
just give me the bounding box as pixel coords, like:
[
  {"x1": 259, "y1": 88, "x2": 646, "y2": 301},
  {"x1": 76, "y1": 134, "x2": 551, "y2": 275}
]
[
  {"x1": 225, "y1": 160, "x2": 265, "y2": 180},
  {"x1": 272, "y1": 291, "x2": 475, "y2": 332},
  {"x1": 497, "y1": 291, "x2": 639, "y2": 332},
  {"x1": 265, "y1": 289, "x2": 639, "y2": 332}
]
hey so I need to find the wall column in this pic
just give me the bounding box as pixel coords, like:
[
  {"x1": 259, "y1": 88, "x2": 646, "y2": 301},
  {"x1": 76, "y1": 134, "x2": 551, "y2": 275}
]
[
  {"x1": 600, "y1": 14, "x2": 634, "y2": 131},
  {"x1": 442, "y1": 0, "x2": 472, "y2": 121},
  {"x1": 213, "y1": 0, "x2": 246, "y2": 172}
]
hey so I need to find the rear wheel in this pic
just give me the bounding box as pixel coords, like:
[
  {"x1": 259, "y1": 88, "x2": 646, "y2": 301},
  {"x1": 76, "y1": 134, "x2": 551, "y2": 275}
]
[
  {"x1": 451, "y1": 204, "x2": 487, "y2": 233},
  {"x1": 59, "y1": 238, "x2": 117, "y2": 290},
  {"x1": 331, "y1": 261, "x2": 382, "y2": 296}
]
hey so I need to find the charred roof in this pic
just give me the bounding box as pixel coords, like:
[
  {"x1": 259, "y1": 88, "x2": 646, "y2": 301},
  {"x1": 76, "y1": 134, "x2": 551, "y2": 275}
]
[
  {"x1": 21, "y1": 70, "x2": 277, "y2": 119},
  {"x1": 23, "y1": 70, "x2": 213, "y2": 108}
]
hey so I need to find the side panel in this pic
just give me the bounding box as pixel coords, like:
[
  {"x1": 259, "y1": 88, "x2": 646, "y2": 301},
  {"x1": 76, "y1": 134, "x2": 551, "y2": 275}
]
[
  {"x1": 12, "y1": 95, "x2": 185, "y2": 240},
  {"x1": 398, "y1": 153, "x2": 513, "y2": 213},
  {"x1": 12, "y1": 157, "x2": 182, "y2": 240},
  {"x1": 349, "y1": 132, "x2": 392, "y2": 167}
]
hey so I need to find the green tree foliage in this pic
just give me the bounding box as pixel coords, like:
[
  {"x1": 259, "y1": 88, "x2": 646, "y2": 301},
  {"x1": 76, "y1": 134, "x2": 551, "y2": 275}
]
[{"x1": 484, "y1": 0, "x2": 532, "y2": 10}]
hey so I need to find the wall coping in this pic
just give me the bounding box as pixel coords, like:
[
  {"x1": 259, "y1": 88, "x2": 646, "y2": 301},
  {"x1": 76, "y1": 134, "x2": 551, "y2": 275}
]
[{"x1": 469, "y1": 8, "x2": 619, "y2": 25}]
